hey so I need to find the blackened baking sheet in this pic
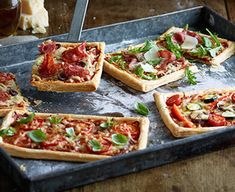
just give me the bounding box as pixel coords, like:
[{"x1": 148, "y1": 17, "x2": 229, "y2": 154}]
[{"x1": 0, "y1": 6, "x2": 235, "y2": 192}]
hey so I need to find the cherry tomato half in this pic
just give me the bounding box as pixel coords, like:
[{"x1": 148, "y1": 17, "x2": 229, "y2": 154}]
[
  {"x1": 166, "y1": 94, "x2": 182, "y2": 106},
  {"x1": 208, "y1": 113, "x2": 226, "y2": 127}
]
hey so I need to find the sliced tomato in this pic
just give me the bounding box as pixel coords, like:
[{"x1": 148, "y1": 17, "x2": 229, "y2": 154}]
[
  {"x1": 38, "y1": 54, "x2": 60, "y2": 78},
  {"x1": 210, "y1": 94, "x2": 232, "y2": 109},
  {"x1": 86, "y1": 139, "x2": 112, "y2": 154},
  {"x1": 208, "y1": 113, "x2": 226, "y2": 126},
  {"x1": 41, "y1": 140, "x2": 59, "y2": 148},
  {"x1": 63, "y1": 64, "x2": 89, "y2": 78},
  {"x1": 61, "y1": 42, "x2": 87, "y2": 63},
  {"x1": 0, "y1": 72, "x2": 14, "y2": 84},
  {"x1": 232, "y1": 93, "x2": 235, "y2": 103},
  {"x1": 173, "y1": 32, "x2": 185, "y2": 44},
  {"x1": 39, "y1": 42, "x2": 57, "y2": 54},
  {"x1": 172, "y1": 104, "x2": 195, "y2": 128},
  {"x1": 0, "y1": 90, "x2": 10, "y2": 102},
  {"x1": 166, "y1": 94, "x2": 182, "y2": 106}
]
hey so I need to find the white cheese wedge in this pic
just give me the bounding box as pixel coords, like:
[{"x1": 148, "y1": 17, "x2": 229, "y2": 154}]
[
  {"x1": 19, "y1": 7, "x2": 49, "y2": 34},
  {"x1": 143, "y1": 45, "x2": 160, "y2": 61},
  {"x1": 21, "y1": 0, "x2": 44, "y2": 15},
  {"x1": 140, "y1": 63, "x2": 156, "y2": 73},
  {"x1": 181, "y1": 35, "x2": 198, "y2": 50}
]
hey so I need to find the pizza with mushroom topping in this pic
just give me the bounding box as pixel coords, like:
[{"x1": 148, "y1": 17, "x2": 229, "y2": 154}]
[
  {"x1": 0, "y1": 72, "x2": 28, "y2": 116},
  {"x1": 0, "y1": 110, "x2": 149, "y2": 162},
  {"x1": 104, "y1": 40, "x2": 199, "y2": 92},
  {"x1": 157, "y1": 26, "x2": 235, "y2": 66},
  {"x1": 31, "y1": 40, "x2": 105, "y2": 92},
  {"x1": 154, "y1": 88, "x2": 235, "y2": 137}
]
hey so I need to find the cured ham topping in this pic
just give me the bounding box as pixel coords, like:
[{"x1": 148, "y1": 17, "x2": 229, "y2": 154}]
[
  {"x1": 0, "y1": 72, "x2": 15, "y2": 84},
  {"x1": 1, "y1": 113, "x2": 141, "y2": 156},
  {"x1": 39, "y1": 41, "x2": 57, "y2": 54},
  {"x1": 166, "y1": 91, "x2": 235, "y2": 128}
]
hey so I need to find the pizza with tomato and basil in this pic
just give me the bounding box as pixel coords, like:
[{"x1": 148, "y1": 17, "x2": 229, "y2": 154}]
[
  {"x1": 0, "y1": 110, "x2": 149, "y2": 162},
  {"x1": 154, "y1": 88, "x2": 235, "y2": 137},
  {"x1": 104, "y1": 40, "x2": 199, "y2": 92},
  {"x1": 31, "y1": 40, "x2": 105, "y2": 92},
  {"x1": 157, "y1": 26, "x2": 235, "y2": 66},
  {"x1": 0, "y1": 72, "x2": 28, "y2": 116}
]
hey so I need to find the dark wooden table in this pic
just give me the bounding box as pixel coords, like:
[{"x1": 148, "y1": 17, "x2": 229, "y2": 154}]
[{"x1": 1, "y1": 0, "x2": 235, "y2": 191}]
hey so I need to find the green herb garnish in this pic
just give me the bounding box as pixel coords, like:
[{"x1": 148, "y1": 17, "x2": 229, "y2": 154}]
[
  {"x1": 100, "y1": 118, "x2": 116, "y2": 129},
  {"x1": 49, "y1": 116, "x2": 62, "y2": 124},
  {"x1": 147, "y1": 58, "x2": 162, "y2": 66},
  {"x1": 128, "y1": 40, "x2": 155, "y2": 54},
  {"x1": 190, "y1": 45, "x2": 208, "y2": 57},
  {"x1": 208, "y1": 46, "x2": 222, "y2": 58},
  {"x1": 65, "y1": 127, "x2": 76, "y2": 138},
  {"x1": 109, "y1": 55, "x2": 123, "y2": 63},
  {"x1": 165, "y1": 35, "x2": 182, "y2": 59},
  {"x1": 206, "y1": 28, "x2": 221, "y2": 47},
  {"x1": 135, "y1": 65, "x2": 144, "y2": 77},
  {"x1": 134, "y1": 102, "x2": 149, "y2": 116},
  {"x1": 112, "y1": 134, "x2": 128, "y2": 146},
  {"x1": 134, "y1": 65, "x2": 157, "y2": 80},
  {"x1": 184, "y1": 24, "x2": 189, "y2": 30},
  {"x1": 0, "y1": 127, "x2": 16, "y2": 137},
  {"x1": 17, "y1": 113, "x2": 35, "y2": 124},
  {"x1": 185, "y1": 66, "x2": 197, "y2": 85},
  {"x1": 202, "y1": 36, "x2": 212, "y2": 48},
  {"x1": 88, "y1": 140, "x2": 102, "y2": 151},
  {"x1": 27, "y1": 129, "x2": 46, "y2": 143}
]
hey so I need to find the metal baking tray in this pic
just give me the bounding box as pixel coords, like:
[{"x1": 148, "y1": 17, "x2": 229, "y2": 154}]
[{"x1": 0, "y1": 6, "x2": 235, "y2": 192}]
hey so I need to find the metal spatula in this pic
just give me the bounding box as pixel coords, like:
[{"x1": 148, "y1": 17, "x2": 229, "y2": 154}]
[{"x1": 67, "y1": 0, "x2": 89, "y2": 42}]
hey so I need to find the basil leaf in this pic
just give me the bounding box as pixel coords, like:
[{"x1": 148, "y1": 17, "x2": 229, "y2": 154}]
[
  {"x1": 134, "y1": 102, "x2": 149, "y2": 116},
  {"x1": 185, "y1": 66, "x2": 197, "y2": 85},
  {"x1": 190, "y1": 45, "x2": 207, "y2": 57},
  {"x1": 100, "y1": 118, "x2": 116, "y2": 129},
  {"x1": 202, "y1": 36, "x2": 212, "y2": 48},
  {"x1": 147, "y1": 58, "x2": 162, "y2": 66},
  {"x1": 165, "y1": 35, "x2": 182, "y2": 59},
  {"x1": 129, "y1": 40, "x2": 155, "y2": 54},
  {"x1": 206, "y1": 28, "x2": 221, "y2": 47},
  {"x1": 112, "y1": 134, "x2": 128, "y2": 146},
  {"x1": 208, "y1": 46, "x2": 222, "y2": 58},
  {"x1": 88, "y1": 140, "x2": 102, "y2": 151},
  {"x1": 49, "y1": 116, "x2": 62, "y2": 124},
  {"x1": 0, "y1": 127, "x2": 16, "y2": 137},
  {"x1": 66, "y1": 127, "x2": 76, "y2": 137},
  {"x1": 17, "y1": 113, "x2": 35, "y2": 124},
  {"x1": 27, "y1": 129, "x2": 46, "y2": 143},
  {"x1": 109, "y1": 55, "x2": 123, "y2": 63}
]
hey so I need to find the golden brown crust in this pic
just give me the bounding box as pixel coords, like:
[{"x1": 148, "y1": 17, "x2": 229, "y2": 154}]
[
  {"x1": 31, "y1": 42, "x2": 105, "y2": 92},
  {"x1": 153, "y1": 87, "x2": 235, "y2": 137},
  {"x1": 0, "y1": 111, "x2": 150, "y2": 162},
  {"x1": 104, "y1": 59, "x2": 199, "y2": 92},
  {"x1": 159, "y1": 26, "x2": 235, "y2": 66}
]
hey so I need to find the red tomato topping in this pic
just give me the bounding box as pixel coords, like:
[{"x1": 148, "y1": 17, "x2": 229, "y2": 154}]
[
  {"x1": 232, "y1": 93, "x2": 235, "y2": 103},
  {"x1": 0, "y1": 90, "x2": 10, "y2": 102},
  {"x1": 61, "y1": 42, "x2": 87, "y2": 63},
  {"x1": 63, "y1": 64, "x2": 89, "y2": 78},
  {"x1": 208, "y1": 113, "x2": 226, "y2": 127},
  {"x1": 0, "y1": 72, "x2": 14, "y2": 84},
  {"x1": 210, "y1": 94, "x2": 232, "y2": 109},
  {"x1": 166, "y1": 94, "x2": 182, "y2": 106},
  {"x1": 39, "y1": 54, "x2": 60, "y2": 78},
  {"x1": 173, "y1": 32, "x2": 185, "y2": 44},
  {"x1": 39, "y1": 42, "x2": 57, "y2": 54},
  {"x1": 87, "y1": 139, "x2": 112, "y2": 154}
]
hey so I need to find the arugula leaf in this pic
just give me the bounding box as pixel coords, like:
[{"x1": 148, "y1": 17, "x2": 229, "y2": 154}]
[
  {"x1": 27, "y1": 129, "x2": 46, "y2": 143},
  {"x1": 165, "y1": 35, "x2": 182, "y2": 59},
  {"x1": 208, "y1": 46, "x2": 222, "y2": 58},
  {"x1": 147, "y1": 58, "x2": 162, "y2": 66},
  {"x1": 128, "y1": 40, "x2": 155, "y2": 54},
  {"x1": 49, "y1": 116, "x2": 62, "y2": 124},
  {"x1": 119, "y1": 60, "x2": 127, "y2": 70},
  {"x1": 112, "y1": 134, "x2": 128, "y2": 146},
  {"x1": 100, "y1": 118, "x2": 116, "y2": 129},
  {"x1": 65, "y1": 127, "x2": 76, "y2": 138},
  {"x1": 109, "y1": 55, "x2": 123, "y2": 63},
  {"x1": 142, "y1": 73, "x2": 157, "y2": 80},
  {"x1": 135, "y1": 65, "x2": 144, "y2": 77},
  {"x1": 0, "y1": 127, "x2": 16, "y2": 137},
  {"x1": 185, "y1": 66, "x2": 197, "y2": 85},
  {"x1": 17, "y1": 113, "x2": 35, "y2": 124},
  {"x1": 88, "y1": 140, "x2": 102, "y2": 151},
  {"x1": 134, "y1": 102, "x2": 149, "y2": 116},
  {"x1": 202, "y1": 36, "x2": 212, "y2": 48},
  {"x1": 190, "y1": 45, "x2": 208, "y2": 57},
  {"x1": 206, "y1": 28, "x2": 221, "y2": 47}
]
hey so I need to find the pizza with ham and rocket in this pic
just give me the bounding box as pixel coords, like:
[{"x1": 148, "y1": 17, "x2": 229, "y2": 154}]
[
  {"x1": 154, "y1": 88, "x2": 235, "y2": 137},
  {"x1": 157, "y1": 26, "x2": 235, "y2": 66},
  {"x1": 104, "y1": 40, "x2": 199, "y2": 92},
  {"x1": 0, "y1": 110, "x2": 149, "y2": 162},
  {"x1": 0, "y1": 72, "x2": 28, "y2": 116},
  {"x1": 31, "y1": 40, "x2": 105, "y2": 92}
]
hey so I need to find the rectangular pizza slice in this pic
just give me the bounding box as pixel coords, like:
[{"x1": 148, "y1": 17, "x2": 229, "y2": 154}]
[
  {"x1": 157, "y1": 26, "x2": 235, "y2": 66},
  {"x1": 104, "y1": 40, "x2": 199, "y2": 92},
  {"x1": 154, "y1": 88, "x2": 235, "y2": 137},
  {"x1": 0, "y1": 72, "x2": 28, "y2": 116},
  {"x1": 31, "y1": 40, "x2": 105, "y2": 92},
  {"x1": 0, "y1": 110, "x2": 149, "y2": 162}
]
